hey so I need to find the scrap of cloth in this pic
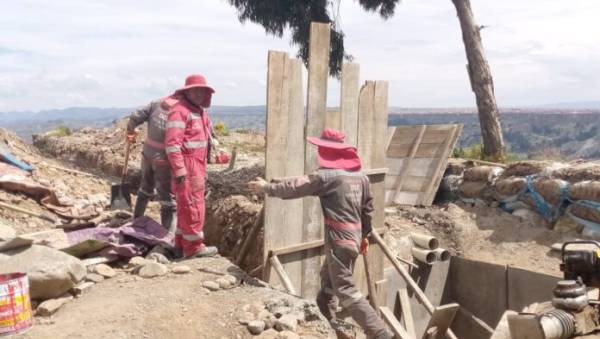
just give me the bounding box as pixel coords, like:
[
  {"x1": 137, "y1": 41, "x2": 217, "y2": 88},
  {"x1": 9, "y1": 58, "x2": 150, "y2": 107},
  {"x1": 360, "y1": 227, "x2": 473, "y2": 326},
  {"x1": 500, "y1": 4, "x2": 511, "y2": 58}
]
[
  {"x1": 0, "y1": 169, "x2": 97, "y2": 220},
  {"x1": 66, "y1": 216, "x2": 174, "y2": 258}
]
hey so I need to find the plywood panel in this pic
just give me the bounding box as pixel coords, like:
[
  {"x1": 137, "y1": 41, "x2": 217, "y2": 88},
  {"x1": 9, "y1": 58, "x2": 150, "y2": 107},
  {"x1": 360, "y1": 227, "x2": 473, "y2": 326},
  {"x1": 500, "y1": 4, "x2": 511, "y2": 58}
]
[
  {"x1": 385, "y1": 124, "x2": 463, "y2": 206},
  {"x1": 302, "y1": 22, "x2": 330, "y2": 298}
]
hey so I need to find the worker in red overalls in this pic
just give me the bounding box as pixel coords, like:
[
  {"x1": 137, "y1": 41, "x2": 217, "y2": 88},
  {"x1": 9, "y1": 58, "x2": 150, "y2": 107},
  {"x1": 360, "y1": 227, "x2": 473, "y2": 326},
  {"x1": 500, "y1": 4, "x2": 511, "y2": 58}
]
[{"x1": 164, "y1": 74, "x2": 218, "y2": 258}]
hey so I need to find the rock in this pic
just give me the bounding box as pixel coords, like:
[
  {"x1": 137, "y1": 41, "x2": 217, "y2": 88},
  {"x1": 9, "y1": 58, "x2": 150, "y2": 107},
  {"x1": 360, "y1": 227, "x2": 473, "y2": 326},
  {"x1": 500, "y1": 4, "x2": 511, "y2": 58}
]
[
  {"x1": 224, "y1": 274, "x2": 238, "y2": 285},
  {"x1": 247, "y1": 320, "x2": 266, "y2": 335},
  {"x1": 128, "y1": 256, "x2": 149, "y2": 267},
  {"x1": 72, "y1": 281, "x2": 94, "y2": 295},
  {"x1": 146, "y1": 252, "x2": 170, "y2": 264},
  {"x1": 85, "y1": 273, "x2": 104, "y2": 283},
  {"x1": 36, "y1": 293, "x2": 74, "y2": 316},
  {"x1": 238, "y1": 312, "x2": 255, "y2": 325},
  {"x1": 94, "y1": 264, "x2": 116, "y2": 278},
  {"x1": 278, "y1": 331, "x2": 300, "y2": 339},
  {"x1": 275, "y1": 314, "x2": 299, "y2": 332},
  {"x1": 257, "y1": 329, "x2": 280, "y2": 339},
  {"x1": 137, "y1": 262, "x2": 168, "y2": 278},
  {"x1": 216, "y1": 277, "x2": 232, "y2": 289},
  {"x1": 270, "y1": 306, "x2": 292, "y2": 318},
  {"x1": 202, "y1": 280, "x2": 220, "y2": 291},
  {"x1": 172, "y1": 265, "x2": 191, "y2": 274},
  {"x1": 0, "y1": 245, "x2": 86, "y2": 299},
  {"x1": 258, "y1": 310, "x2": 276, "y2": 329},
  {"x1": 0, "y1": 221, "x2": 16, "y2": 240}
]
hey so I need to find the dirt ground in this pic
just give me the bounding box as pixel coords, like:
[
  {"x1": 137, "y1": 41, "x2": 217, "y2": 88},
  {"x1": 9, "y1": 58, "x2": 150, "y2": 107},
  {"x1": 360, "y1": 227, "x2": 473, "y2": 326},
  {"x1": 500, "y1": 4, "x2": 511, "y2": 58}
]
[
  {"x1": 22, "y1": 257, "x2": 331, "y2": 339},
  {"x1": 386, "y1": 201, "x2": 570, "y2": 276}
]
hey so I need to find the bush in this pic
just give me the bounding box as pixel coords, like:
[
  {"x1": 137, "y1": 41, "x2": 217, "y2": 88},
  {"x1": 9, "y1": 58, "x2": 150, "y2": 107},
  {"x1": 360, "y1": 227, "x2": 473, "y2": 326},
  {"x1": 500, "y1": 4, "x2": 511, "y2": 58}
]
[
  {"x1": 214, "y1": 122, "x2": 230, "y2": 136},
  {"x1": 453, "y1": 143, "x2": 522, "y2": 163},
  {"x1": 45, "y1": 126, "x2": 72, "y2": 137}
]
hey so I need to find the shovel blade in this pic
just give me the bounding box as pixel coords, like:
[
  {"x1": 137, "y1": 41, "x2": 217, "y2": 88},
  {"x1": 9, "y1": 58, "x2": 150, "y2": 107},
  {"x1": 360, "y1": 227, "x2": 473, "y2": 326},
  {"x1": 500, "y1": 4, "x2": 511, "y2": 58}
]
[{"x1": 110, "y1": 183, "x2": 132, "y2": 211}]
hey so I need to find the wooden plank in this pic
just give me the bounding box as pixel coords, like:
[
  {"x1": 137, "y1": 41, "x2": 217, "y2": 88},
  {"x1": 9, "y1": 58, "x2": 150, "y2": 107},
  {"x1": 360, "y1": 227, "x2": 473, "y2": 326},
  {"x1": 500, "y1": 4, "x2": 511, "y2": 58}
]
[
  {"x1": 263, "y1": 51, "x2": 290, "y2": 282},
  {"x1": 269, "y1": 254, "x2": 297, "y2": 295},
  {"x1": 340, "y1": 62, "x2": 360, "y2": 146},
  {"x1": 302, "y1": 22, "x2": 330, "y2": 298},
  {"x1": 283, "y1": 58, "x2": 306, "y2": 290},
  {"x1": 357, "y1": 81, "x2": 375, "y2": 168},
  {"x1": 421, "y1": 125, "x2": 461, "y2": 205},
  {"x1": 422, "y1": 304, "x2": 460, "y2": 339},
  {"x1": 363, "y1": 253, "x2": 379, "y2": 312},
  {"x1": 399, "y1": 288, "x2": 417, "y2": 338},
  {"x1": 325, "y1": 110, "x2": 341, "y2": 130},
  {"x1": 390, "y1": 129, "x2": 455, "y2": 145},
  {"x1": 380, "y1": 306, "x2": 415, "y2": 339},
  {"x1": 272, "y1": 239, "x2": 324, "y2": 256},
  {"x1": 391, "y1": 125, "x2": 426, "y2": 202},
  {"x1": 363, "y1": 167, "x2": 388, "y2": 176},
  {"x1": 370, "y1": 231, "x2": 458, "y2": 339},
  {"x1": 375, "y1": 279, "x2": 388, "y2": 313},
  {"x1": 387, "y1": 143, "x2": 444, "y2": 158},
  {"x1": 385, "y1": 175, "x2": 428, "y2": 192}
]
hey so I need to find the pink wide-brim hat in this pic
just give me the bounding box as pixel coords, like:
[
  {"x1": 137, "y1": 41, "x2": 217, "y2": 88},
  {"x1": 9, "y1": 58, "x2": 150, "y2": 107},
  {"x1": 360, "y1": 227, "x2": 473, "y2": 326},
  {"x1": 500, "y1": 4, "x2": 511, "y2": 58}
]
[
  {"x1": 175, "y1": 74, "x2": 215, "y2": 94},
  {"x1": 308, "y1": 128, "x2": 362, "y2": 171}
]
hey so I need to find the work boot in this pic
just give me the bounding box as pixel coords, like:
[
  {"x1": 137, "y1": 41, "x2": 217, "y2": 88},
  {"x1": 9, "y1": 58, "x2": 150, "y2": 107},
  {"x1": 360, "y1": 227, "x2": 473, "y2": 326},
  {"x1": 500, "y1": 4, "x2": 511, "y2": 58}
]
[
  {"x1": 133, "y1": 193, "x2": 151, "y2": 219},
  {"x1": 160, "y1": 206, "x2": 177, "y2": 234},
  {"x1": 191, "y1": 245, "x2": 218, "y2": 258}
]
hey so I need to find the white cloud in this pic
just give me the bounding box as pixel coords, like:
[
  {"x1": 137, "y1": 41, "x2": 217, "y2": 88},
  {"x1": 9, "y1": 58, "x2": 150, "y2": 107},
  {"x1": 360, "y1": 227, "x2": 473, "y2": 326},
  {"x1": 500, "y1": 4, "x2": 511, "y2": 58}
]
[{"x1": 0, "y1": 0, "x2": 598, "y2": 111}]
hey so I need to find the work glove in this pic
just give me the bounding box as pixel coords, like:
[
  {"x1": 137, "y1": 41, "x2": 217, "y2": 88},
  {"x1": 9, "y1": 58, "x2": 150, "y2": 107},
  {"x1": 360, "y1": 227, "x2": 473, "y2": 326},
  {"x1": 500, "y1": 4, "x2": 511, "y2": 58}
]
[
  {"x1": 248, "y1": 177, "x2": 268, "y2": 194},
  {"x1": 125, "y1": 130, "x2": 137, "y2": 143},
  {"x1": 360, "y1": 237, "x2": 369, "y2": 254}
]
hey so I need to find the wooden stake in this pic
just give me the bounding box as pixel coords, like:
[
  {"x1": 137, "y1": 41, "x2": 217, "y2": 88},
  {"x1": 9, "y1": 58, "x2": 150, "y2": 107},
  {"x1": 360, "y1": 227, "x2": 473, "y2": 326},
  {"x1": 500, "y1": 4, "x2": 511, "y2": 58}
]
[{"x1": 269, "y1": 254, "x2": 297, "y2": 295}]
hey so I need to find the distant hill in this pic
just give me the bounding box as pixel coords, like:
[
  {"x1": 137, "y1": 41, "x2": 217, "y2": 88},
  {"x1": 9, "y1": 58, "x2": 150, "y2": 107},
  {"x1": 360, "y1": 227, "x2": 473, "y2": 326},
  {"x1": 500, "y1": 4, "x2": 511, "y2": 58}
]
[{"x1": 3, "y1": 104, "x2": 600, "y2": 159}]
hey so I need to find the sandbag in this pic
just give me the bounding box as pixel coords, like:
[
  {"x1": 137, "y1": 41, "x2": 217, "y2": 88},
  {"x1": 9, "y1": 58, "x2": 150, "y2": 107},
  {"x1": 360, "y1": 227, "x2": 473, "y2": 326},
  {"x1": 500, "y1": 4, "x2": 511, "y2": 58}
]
[
  {"x1": 554, "y1": 215, "x2": 584, "y2": 234},
  {"x1": 458, "y1": 181, "x2": 489, "y2": 199},
  {"x1": 502, "y1": 161, "x2": 552, "y2": 178},
  {"x1": 554, "y1": 162, "x2": 600, "y2": 183},
  {"x1": 570, "y1": 204, "x2": 600, "y2": 224},
  {"x1": 569, "y1": 181, "x2": 600, "y2": 201},
  {"x1": 463, "y1": 166, "x2": 504, "y2": 182},
  {"x1": 494, "y1": 177, "x2": 527, "y2": 199},
  {"x1": 530, "y1": 178, "x2": 569, "y2": 206}
]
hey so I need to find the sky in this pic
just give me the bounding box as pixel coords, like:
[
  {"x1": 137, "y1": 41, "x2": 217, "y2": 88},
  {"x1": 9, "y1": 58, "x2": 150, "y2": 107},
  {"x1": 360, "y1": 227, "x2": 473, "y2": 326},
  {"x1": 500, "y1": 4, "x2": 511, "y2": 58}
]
[{"x1": 0, "y1": 0, "x2": 599, "y2": 111}]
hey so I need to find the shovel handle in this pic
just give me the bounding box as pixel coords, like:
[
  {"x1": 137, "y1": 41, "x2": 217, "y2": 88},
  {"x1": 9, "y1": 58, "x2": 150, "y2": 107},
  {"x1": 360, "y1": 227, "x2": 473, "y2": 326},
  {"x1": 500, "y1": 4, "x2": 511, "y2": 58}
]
[{"x1": 122, "y1": 139, "x2": 132, "y2": 181}]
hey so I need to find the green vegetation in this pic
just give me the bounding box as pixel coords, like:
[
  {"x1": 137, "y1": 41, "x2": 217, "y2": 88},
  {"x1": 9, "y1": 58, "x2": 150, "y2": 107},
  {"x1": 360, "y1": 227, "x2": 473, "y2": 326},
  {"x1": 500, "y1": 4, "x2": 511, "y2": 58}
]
[
  {"x1": 45, "y1": 126, "x2": 72, "y2": 137},
  {"x1": 214, "y1": 122, "x2": 230, "y2": 136},
  {"x1": 453, "y1": 143, "x2": 522, "y2": 163}
]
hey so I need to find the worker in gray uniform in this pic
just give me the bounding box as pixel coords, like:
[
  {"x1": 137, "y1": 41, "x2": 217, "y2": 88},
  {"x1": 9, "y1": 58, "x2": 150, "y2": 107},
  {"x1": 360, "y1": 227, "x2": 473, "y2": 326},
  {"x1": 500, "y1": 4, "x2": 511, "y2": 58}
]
[
  {"x1": 126, "y1": 100, "x2": 177, "y2": 233},
  {"x1": 248, "y1": 128, "x2": 392, "y2": 339}
]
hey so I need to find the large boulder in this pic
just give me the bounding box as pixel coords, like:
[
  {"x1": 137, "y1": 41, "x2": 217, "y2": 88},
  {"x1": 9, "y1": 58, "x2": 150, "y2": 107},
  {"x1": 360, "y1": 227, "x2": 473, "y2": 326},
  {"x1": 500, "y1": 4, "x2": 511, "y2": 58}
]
[{"x1": 0, "y1": 245, "x2": 86, "y2": 299}]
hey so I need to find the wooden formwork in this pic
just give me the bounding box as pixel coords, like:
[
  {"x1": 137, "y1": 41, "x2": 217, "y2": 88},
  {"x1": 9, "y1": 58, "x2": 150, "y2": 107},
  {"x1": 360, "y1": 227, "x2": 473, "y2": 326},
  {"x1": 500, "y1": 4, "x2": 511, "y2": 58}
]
[{"x1": 262, "y1": 22, "x2": 389, "y2": 300}]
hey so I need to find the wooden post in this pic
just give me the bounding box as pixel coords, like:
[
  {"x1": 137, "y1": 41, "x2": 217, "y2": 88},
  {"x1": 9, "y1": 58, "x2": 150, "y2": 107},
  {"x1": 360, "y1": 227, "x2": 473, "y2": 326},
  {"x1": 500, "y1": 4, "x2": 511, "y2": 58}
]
[
  {"x1": 363, "y1": 254, "x2": 379, "y2": 312},
  {"x1": 302, "y1": 22, "x2": 330, "y2": 298}
]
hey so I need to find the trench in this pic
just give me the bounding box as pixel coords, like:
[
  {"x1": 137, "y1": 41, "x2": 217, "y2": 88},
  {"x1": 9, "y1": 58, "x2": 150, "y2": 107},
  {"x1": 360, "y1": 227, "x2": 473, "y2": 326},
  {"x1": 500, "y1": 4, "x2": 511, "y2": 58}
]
[{"x1": 381, "y1": 256, "x2": 560, "y2": 338}]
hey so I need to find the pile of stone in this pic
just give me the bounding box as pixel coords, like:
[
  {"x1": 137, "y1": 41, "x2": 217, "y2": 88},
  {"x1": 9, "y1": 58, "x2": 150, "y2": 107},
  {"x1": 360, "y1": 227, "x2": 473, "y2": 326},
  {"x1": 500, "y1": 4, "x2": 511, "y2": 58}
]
[
  {"x1": 448, "y1": 160, "x2": 600, "y2": 237},
  {"x1": 237, "y1": 297, "x2": 324, "y2": 338}
]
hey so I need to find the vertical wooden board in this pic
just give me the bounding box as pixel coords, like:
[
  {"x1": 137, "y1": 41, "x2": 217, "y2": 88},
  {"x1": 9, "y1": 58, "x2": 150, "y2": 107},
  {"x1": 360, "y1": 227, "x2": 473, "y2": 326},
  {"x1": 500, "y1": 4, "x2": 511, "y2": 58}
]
[
  {"x1": 391, "y1": 125, "x2": 426, "y2": 205},
  {"x1": 281, "y1": 58, "x2": 306, "y2": 291},
  {"x1": 367, "y1": 81, "x2": 389, "y2": 296},
  {"x1": 357, "y1": 81, "x2": 375, "y2": 169},
  {"x1": 302, "y1": 22, "x2": 330, "y2": 298},
  {"x1": 264, "y1": 51, "x2": 290, "y2": 282},
  {"x1": 340, "y1": 62, "x2": 360, "y2": 147},
  {"x1": 325, "y1": 110, "x2": 341, "y2": 130},
  {"x1": 354, "y1": 81, "x2": 375, "y2": 293},
  {"x1": 421, "y1": 125, "x2": 462, "y2": 205}
]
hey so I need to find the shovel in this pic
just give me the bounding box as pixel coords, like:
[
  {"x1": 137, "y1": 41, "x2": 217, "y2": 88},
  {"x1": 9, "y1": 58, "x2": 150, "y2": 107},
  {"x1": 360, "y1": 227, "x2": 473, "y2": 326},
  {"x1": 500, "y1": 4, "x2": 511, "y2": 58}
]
[{"x1": 110, "y1": 139, "x2": 133, "y2": 210}]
